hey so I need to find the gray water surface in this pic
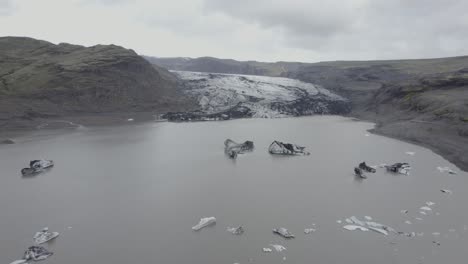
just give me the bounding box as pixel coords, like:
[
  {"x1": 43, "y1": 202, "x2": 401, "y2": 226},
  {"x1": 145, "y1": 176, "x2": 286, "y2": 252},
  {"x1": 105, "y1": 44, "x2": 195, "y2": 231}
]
[{"x1": 1, "y1": 116, "x2": 467, "y2": 264}]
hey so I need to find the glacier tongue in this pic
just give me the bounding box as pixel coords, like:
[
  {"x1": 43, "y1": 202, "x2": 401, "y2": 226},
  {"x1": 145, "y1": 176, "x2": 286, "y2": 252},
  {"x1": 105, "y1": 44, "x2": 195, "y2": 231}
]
[{"x1": 162, "y1": 71, "x2": 351, "y2": 121}]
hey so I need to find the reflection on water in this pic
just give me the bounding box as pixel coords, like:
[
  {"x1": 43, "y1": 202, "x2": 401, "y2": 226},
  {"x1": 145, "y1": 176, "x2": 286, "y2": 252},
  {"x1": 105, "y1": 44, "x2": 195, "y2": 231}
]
[{"x1": 0, "y1": 116, "x2": 467, "y2": 264}]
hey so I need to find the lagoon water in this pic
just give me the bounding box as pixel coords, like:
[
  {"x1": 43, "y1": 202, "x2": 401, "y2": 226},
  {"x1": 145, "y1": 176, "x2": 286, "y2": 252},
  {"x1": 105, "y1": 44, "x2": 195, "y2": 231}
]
[{"x1": 1, "y1": 116, "x2": 467, "y2": 264}]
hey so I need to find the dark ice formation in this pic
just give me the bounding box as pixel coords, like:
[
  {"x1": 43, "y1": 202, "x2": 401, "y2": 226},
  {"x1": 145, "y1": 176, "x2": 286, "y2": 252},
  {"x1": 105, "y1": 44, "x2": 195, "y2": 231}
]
[
  {"x1": 21, "y1": 160, "x2": 54, "y2": 176},
  {"x1": 24, "y1": 246, "x2": 53, "y2": 261},
  {"x1": 268, "y1": 141, "x2": 310, "y2": 155},
  {"x1": 385, "y1": 162, "x2": 411, "y2": 175},
  {"x1": 273, "y1": 227, "x2": 295, "y2": 239},
  {"x1": 224, "y1": 139, "x2": 254, "y2": 159},
  {"x1": 359, "y1": 162, "x2": 376, "y2": 173},
  {"x1": 354, "y1": 167, "x2": 367, "y2": 179}
]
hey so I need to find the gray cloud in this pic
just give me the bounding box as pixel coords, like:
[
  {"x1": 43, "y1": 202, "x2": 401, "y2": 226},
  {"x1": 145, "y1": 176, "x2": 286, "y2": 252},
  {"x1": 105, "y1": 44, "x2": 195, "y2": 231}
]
[
  {"x1": 0, "y1": 0, "x2": 14, "y2": 16},
  {"x1": 0, "y1": 0, "x2": 467, "y2": 62},
  {"x1": 203, "y1": 0, "x2": 468, "y2": 60}
]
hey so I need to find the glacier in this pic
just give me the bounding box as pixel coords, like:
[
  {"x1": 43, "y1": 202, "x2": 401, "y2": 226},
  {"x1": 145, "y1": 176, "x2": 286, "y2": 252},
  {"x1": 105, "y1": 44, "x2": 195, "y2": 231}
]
[{"x1": 162, "y1": 71, "x2": 351, "y2": 121}]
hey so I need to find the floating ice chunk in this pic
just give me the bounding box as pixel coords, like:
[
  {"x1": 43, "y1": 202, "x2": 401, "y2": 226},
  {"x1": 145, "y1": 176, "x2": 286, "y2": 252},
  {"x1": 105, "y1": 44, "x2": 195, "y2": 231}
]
[
  {"x1": 268, "y1": 141, "x2": 310, "y2": 156},
  {"x1": 398, "y1": 231, "x2": 416, "y2": 237},
  {"x1": 224, "y1": 139, "x2": 254, "y2": 159},
  {"x1": 420, "y1": 211, "x2": 427, "y2": 215},
  {"x1": 426, "y1": 201, "x2": 435, "y2": 206},
  {"x1": 432, "y1": 232, "x2": 441, "y2": 236},
  {"x1": 437, "y1": 166, "x2": 456, "y2": 174},
  {"x1": 192, "y1": 217, "x2": 216, "y2": 231},
  {"x1": 270, "y1": 244, "x2": 286, "y2": 252},
  {"x1": 354, "y1": 167, "x2": 367, "y2": 179},
  {"x1": 9, "y1": 260, "x2": 28, "y2": 264},
  {"x1": 273, "y1": 228, "x2": 295, "y2": 239},
  {"x1": 405, "y1": 151, "x2": 415, "y2": 156},
  {"x1": 127, "y1": 118, "x2": 134, "y2": 121},
  {"x1": 21, "y1": 160, "x2": 54, "y2": 176},
  {"x1": 420, "y1": 206, "x2": 432, "y2": 211},
  {"x1": 405, "y1": 221, "x2": 412, "y2": 225},
  {"x1": 441, "y1": 189, "x2": 453, "y2": 194},
  {"x1": 227, "y1": 226, "x2": 244, "y2": 235},
  {"x1": 262, "y1": 248, "x2": 272, "y2": 253},
  {"x1": 364, "y1": 216, "x2": 373, "y2": 221},
  {"x1": 343, "y1": 225, "x2": 369, "y2": 232},
  {"x1": 33, "y1": 227, "x2": 59, "y2": 244},
  {"x1": 345, "y1": 218, "x2": 353, "y2": 224},
  {"x1": 365, "y1": 133, "x2": 370, "y2": 137},
  {"x1": 368, "y1": 227, "x2": 388, "y2": 235},
  {"x1": 24, "y1": 246, "x2": 53, "y2": 261},
  {"x1": 385, "y1": 163, "x2": 411, "y2": 175},
  {"x1": 336, "y1": 220, "x2": 342, "y2": 224},
  {"x1": 349, "y1": 216, "x2": 365, "y2": 226},
  {"x1": 304, "y1": 228, "x2": 316, "y2": 234}
]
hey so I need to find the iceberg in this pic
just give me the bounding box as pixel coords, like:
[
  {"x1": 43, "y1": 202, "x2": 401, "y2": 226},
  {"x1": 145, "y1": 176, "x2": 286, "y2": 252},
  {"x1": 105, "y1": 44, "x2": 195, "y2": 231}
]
[
  {"x1": 21, "y1": 160, "x2": 54, "y2": 176},
  {"x1": 268, "y1": 141, "x2": 310, "y2": 155},
  {"x1": 272, "y1": 227, "x2": 295, "y2": 239},
  {"x1": 354, "y1": 167, "x2": 367, "y2": 179},
  {"x1": 192, "y1": 217, "x2": 216, "y2": 231},
  {"x1": 224, "y1": 139, "x2": 254, "y2": 159},
  {"x1": 33, "y1": 227, "x2": 59, "y2": 244},
  {"x1": 385, "y1": 163, "x2": 411, "y2": 175},
  {"x1": 24, "y1": 246, "x2": 53, "y2": 261},
  {"x1": 359, "y1": 162, "x2": 376, "y2": 173},
  {"x1": 226, "y1": 226, "x2": 244, "y2": 235},
  {"x1": 270, "y1": 244, "x2": 287, "y2": 252}
]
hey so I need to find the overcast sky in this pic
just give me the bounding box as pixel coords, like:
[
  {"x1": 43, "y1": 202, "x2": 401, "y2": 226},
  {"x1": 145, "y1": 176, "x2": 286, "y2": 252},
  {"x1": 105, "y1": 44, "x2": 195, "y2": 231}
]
[{"x1": 1, "y1": 0, "x2": 468, "y2": 62}]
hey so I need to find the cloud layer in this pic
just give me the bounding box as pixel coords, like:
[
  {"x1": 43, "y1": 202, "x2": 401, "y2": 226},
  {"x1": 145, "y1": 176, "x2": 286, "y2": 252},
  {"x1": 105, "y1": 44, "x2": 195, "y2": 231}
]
[{"x1": 1, "y1": 0, "x2": 467, "y2": 62}]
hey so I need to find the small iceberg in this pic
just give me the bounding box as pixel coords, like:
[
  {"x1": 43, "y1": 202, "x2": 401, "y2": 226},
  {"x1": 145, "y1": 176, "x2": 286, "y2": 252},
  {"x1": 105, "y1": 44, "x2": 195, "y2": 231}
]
[
  {"x1": 21, "y1": 160, "x2": 54, "y2": 176},
  {"x1": 224, "y1": 139, "x2": 254, "y2": 159},
  {"x1": 441, "y1": 189, "x2": 453, "y2": 194},
  {"x1": 262, "y1": 248, "x2": 272, "y2": 253},
  {"x1": 33, "y1": 227, "x2": 59, "y2": 244},
  {"x1": 192, "y1": 217, "x2": 216, "y2": 231},
  {"x1": 268, "y1": 141, "x2": 310, "y2": 156},
  {"x1": 437, "y1": 166, "x2": 457, "y2": 174},
  {"x1": 226, "y1": 226, "x2": 244, "y2": 235},
  {"x1": 304, "y1": 228, "x2": 316, "y2": 234},
  {"x1": 9, "y1": 260, "x2": 28, "y2": 264},
  {"x1": 343, "y1": 225, "x2": 369, "y2": 232},
  {"x1": 24, "y1": 246, "x2": 53, "y2": 261},
  {"x1": 272, "y1": 227, "x2": 295, "y2": 239},
  {"x1": 354, "y1": 167, "x2": 367, "y2": 179},
  {"x1": 359, "y1": 162, "x2": 376, "y2": 173},
  {"x1": 270, "y1": 244, "x2": 286, "y2": 252},
  {"x1": 385, "y1": 163, "x2": 411, "y2": 175}
]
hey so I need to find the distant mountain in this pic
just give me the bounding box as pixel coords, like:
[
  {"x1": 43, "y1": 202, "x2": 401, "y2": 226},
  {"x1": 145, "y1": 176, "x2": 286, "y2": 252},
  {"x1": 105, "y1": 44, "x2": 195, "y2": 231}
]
[
  {"x1": 0, "y1": 37, "x2": 195, "y2": 127},
  {"x1": 144, "y1": 56, "x2": 304, "y2": 76}
]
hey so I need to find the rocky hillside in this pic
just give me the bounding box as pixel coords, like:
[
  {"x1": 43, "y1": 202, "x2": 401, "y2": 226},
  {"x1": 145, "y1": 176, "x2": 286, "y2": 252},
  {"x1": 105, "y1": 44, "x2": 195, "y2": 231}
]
[{"x1": 0, "y1": 37, "x2": 195, "y2": 129}]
